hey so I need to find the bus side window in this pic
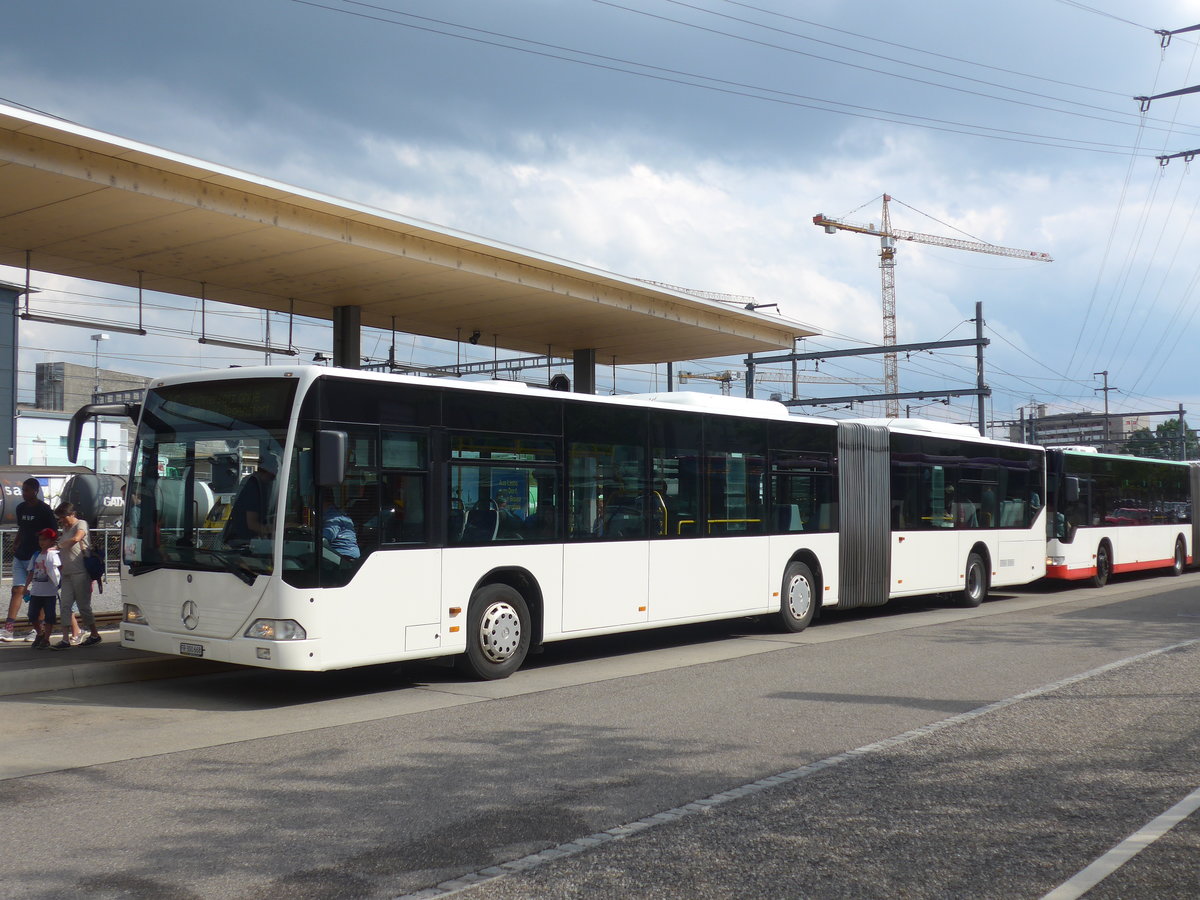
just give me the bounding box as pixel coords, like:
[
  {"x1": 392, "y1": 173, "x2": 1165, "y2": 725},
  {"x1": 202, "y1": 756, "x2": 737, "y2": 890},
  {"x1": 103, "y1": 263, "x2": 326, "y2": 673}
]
[
  {"x1": 652, "y1": 412, "x2": 702, "y2": 539},
  {"x1": 380, "y1": 430, "x2": 429, "y2": 546},
  {"x1": 381, "y1": 472, "x2": 426, "y2": 544}
]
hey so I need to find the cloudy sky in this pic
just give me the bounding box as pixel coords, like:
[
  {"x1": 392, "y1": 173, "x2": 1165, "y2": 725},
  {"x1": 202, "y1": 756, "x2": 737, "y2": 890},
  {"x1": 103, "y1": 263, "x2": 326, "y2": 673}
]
[{"x1": 4, "y1": 0, "x2": 1200, "y2": 430}]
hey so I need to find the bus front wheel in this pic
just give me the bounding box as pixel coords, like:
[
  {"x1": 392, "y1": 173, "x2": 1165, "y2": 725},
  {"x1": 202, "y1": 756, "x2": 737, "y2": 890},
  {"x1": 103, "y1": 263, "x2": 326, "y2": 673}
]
[
  {"x1": 959, "y1": 552, "x2": 987, "y2": 607},
  {"x1": 457, "y1": 584, "x2": 531, "y2": 680},
  {"x1": 777, "y1": 561, "x2": 817, "y2": 633},
  {"x1": 1091, "y1": 544, "x2": 1111, "y2": 588}
]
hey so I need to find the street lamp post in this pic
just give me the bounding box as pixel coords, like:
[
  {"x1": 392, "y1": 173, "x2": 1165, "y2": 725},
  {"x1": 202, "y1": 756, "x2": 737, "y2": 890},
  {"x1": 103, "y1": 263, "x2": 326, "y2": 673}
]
[{"x1": 91, "y1": 333, "x2": 109, "y2": 471}]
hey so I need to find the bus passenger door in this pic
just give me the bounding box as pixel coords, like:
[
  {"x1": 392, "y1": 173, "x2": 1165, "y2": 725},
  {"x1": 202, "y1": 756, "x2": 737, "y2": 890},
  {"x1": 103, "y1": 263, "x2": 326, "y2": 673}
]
[{"x1": 561, "y1": 420, "x2": 650, "y2": 632}]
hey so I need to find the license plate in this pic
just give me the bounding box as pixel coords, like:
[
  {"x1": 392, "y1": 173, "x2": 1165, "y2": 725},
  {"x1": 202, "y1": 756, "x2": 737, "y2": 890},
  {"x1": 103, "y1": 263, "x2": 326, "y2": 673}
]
[{"x1": 179, "y1": 642, "x2": 205, "y2": 658}]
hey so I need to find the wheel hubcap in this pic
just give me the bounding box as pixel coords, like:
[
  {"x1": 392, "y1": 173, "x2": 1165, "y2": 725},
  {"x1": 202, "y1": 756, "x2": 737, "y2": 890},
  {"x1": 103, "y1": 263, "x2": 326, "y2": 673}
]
[
  {"x1": 787, "y1": 575, "x2": 812, "y2": 621},
  {"x1": 479, "y1": 601, "x2": 521, "y2": 664}
]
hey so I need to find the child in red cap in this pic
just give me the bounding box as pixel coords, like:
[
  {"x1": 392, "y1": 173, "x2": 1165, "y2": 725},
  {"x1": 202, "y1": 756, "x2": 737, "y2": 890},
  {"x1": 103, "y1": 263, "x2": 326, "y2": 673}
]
[{"x1": 24, "y1": 528, "x2": 61, "y2": 649}]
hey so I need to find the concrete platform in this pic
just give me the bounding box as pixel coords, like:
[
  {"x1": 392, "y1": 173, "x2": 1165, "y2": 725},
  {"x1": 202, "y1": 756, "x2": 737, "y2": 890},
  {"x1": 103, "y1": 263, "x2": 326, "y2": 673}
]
[{"x1": 0, "y1": 628, "x2": 236, "y2": 696}]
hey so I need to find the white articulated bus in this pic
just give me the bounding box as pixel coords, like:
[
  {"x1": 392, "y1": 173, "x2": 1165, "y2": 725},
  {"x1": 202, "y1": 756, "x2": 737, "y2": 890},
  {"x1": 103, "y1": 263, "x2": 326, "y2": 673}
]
[
  {"x1": 1045, "y1": 447, "x2": 1198, "y2": 586},
  {"x1": 75, "y1": 367, "x2": 1047, "y2": 678}
]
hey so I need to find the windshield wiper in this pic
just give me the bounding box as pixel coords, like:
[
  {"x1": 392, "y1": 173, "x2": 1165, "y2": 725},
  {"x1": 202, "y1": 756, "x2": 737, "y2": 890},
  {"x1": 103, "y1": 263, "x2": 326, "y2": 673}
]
[{"x1": 203, "y1": 547, "x2": 261, "y2": 586}]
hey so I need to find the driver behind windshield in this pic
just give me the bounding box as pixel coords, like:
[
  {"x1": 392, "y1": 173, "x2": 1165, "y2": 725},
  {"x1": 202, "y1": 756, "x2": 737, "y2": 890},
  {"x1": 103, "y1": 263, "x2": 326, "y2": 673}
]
[{"x1": 224, "y1": 454, "x2": 278, "y2": 548}]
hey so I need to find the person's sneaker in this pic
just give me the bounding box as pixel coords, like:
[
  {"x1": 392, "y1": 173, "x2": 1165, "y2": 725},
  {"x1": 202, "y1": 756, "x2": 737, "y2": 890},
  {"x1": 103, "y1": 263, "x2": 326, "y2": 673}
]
[
  {"x1": 50, "y1": 640, "x2": 70, "y2": 650},
  {"x1": 69, "y1": 633, "x2": 84, "y2": 646},
  {"x1": 81, "y1": 634, "x2": 102, "y2": 646},
  {"x1": 0, "y1": 625, "x2": 14, "y2": 641},
  {"x1": 32, "y1": 637, "x2": 50, "y2": 650}
]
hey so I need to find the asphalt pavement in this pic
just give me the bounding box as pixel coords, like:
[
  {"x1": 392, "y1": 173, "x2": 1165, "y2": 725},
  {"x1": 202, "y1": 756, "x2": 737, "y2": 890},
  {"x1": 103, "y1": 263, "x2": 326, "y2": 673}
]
[
  {"x1": 1, "y1": 576, "x2": 1198, "y2": 899},
  {"x1": 440, "y1": 640, "x2": 1200, "y2": 900}
]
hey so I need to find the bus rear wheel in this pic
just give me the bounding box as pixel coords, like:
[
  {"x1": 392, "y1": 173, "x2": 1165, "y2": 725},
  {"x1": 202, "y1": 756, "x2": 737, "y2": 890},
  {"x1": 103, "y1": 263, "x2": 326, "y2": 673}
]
[
  {"x1": 959, "y1": 552, "x2": 987, "y2": 607},
  {"x1": 1170, "y1": 538, "x2": 1186, "y2": 576},
  {"x1": 457, "y1": 584, "x2": 530, "y2": 680},
  {"x1": 777, "y1": 561, "x2": 817, "y2": 633},
  {"x1": 1091, "y1": 543, "x2": 1111, "y2": 588}
]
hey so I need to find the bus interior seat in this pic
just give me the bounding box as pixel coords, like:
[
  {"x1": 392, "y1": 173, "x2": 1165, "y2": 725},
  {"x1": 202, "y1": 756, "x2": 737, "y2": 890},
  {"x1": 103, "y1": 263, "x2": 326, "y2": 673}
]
[
  {"x1": 774, "y1": 504, "x2": 803, "y2": 532},
  {"x1": 956, "y1": 502, "x2": 978, "y2": 528},
  {"x1": 605, "y1": 510, "x2": 644, "y2": 539},
  {"x1": 463, "y1": 504, "x2": 498, "y2": 542},
  {"x1": 817, "y1": 503, "x2": 834, "y2": 531},
  {"x1": 448, "y1": 499, "x2": 465, "y2": 542}
]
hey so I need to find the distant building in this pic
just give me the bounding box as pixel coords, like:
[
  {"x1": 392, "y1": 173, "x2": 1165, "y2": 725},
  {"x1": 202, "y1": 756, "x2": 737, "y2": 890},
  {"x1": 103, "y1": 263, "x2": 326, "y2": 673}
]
[
  {"x1": 34, "y1": 361, "x2": 149, "y2": 412},
  {"x1": 11, "y1": 363, "x2": 150, "y2": 474},
  {"x1": 1009, "y1": 407, "x2": 1146, "y2": 450}
]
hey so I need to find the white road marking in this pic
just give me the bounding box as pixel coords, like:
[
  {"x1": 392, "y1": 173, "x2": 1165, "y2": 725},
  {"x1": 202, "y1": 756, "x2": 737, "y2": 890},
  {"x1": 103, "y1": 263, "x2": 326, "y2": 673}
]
[
  {"x1": 1040, "y1": 784, "x2": 1200, "y2": 900},
  {"x1": 395, "y1": 638, "x2": 1200, "y2": 899}
]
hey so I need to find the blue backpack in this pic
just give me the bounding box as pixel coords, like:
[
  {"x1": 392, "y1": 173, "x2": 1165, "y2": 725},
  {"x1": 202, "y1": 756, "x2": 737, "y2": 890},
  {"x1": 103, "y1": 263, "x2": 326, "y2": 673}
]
[{"x1": 84, "y1": 548, "x2": 105, "y2": 591}]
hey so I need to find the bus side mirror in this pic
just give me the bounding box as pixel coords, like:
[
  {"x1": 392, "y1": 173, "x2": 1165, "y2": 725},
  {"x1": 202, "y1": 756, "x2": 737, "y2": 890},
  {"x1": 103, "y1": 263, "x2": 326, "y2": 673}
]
[
  {"x1": 1064, "y1": 476, "x2": 1080, "y2": 503},
  {"x1": 316, "y1": 430, "x2": 347, "y2": 486}
]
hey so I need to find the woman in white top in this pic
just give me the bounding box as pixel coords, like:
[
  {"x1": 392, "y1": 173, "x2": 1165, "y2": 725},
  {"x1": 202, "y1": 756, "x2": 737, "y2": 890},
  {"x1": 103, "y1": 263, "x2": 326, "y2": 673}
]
[{"x1": 54, "y1": 502, "x2": 101, "y2": 648}]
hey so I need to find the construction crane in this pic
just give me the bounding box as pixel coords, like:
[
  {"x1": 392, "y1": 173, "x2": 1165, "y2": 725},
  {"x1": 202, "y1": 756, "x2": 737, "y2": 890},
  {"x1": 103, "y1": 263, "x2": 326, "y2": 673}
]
[
  {"x1": 677, "y1": 369, "x2": 880, "y2": 397},
  {"x1": 638, "y1": 280, "x2": 779, "y2": 311},
  {"x1": 678, "y1": 370, "x2": 741, "y2": 395},
  {"x1": 813, "y1": 194, "x2": 1052, "y2": 417}
]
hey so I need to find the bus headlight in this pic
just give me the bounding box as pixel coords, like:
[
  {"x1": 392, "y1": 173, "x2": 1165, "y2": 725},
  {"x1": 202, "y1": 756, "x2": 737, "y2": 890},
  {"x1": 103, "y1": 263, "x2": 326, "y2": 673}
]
[
  {"x1": 244, "y1": 619, "x2": 307, "y2": 641},
  {"x1": 123, "y1": 604, "x2": 147, "y2": 625},
  {"x1": 1047, "y1": 556, "x2": 1065, "y2": 566}
]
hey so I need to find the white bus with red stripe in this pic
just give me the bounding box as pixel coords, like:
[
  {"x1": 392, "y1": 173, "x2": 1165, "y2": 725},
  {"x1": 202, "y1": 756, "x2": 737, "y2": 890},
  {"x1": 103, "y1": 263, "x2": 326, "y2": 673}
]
[{"x1": 1045, "y1": 448, "x2": 1198, "y2": 586}]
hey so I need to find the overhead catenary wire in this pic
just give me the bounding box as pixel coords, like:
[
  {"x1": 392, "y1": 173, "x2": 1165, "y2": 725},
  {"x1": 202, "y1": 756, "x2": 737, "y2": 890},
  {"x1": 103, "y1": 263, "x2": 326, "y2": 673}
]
[
  {"x1": 1102, "y1": 165, "x2": 1193, "y2": 378},
  {"x1": 713, "y1": 0, "x2": 1158, "y2": 96},
  {"x1": 1048, "y1": 0, "x2": 1166, "y2": 33},
  {"x1": 284, "y1": 0, "x2": 1187, "y2": 156},
  {"x1": 1100, "y1": 35, "x2": 1200, "y2": 385},
  {"x1": 1069, "y1": 33, "x2": 1200, "y2": 394},
  {"x1": 8, "y1": 4, "x2": 1200, "y2": 425},
  {"x1": 633, "y1": 0, "x2": 1193, "y2": 131}
]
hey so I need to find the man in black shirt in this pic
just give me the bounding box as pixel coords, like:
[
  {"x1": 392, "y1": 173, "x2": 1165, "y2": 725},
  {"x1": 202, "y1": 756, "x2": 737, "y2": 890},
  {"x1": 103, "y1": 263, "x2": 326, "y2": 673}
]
[
  {"x1": 2, "y1": 478, "x2": 58, "y2": 641},
  {"x1": 224, "y1": 455, "x2": 278, "y2": 548}
]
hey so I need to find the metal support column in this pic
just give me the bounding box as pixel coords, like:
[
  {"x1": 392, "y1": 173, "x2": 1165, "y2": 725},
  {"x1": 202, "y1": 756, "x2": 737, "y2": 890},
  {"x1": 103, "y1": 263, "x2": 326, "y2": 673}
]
[
  {"x1": 975, "y1": 302, "x2": 986, "y2": 436},
  {"x1": 0, "y1": 284, "x2": 20, "y2": 464},
  {"x1": 332, "y1": 306, "x2": 362, "y2": 369},
  {"x1": 573, "y1": 349, "x2": 596, "y2": 395}
]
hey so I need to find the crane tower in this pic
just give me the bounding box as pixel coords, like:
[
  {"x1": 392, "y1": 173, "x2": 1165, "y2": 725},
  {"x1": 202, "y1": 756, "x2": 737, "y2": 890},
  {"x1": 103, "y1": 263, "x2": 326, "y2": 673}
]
[{"x1": 813, "y1": 194, "x2": 1052, "y2": 417}]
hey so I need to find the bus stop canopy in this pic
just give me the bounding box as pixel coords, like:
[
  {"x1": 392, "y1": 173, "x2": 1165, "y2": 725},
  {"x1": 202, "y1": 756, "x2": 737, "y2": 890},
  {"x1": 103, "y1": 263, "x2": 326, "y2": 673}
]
[{"x1": 0, "y1": 104, "x2": 813, "y2": 366}]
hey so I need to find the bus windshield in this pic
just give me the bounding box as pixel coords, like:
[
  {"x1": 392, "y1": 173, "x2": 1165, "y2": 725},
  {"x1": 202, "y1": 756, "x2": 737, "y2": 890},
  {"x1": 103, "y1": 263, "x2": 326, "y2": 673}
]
[{"x1": 125, "y1": 379, "x2": 297, "y2": 581}]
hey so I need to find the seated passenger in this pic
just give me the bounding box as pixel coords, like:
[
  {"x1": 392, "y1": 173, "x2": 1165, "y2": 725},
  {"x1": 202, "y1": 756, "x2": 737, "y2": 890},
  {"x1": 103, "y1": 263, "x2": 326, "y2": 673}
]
[
  {"x1": 322, "y1": 493, "x2": 360, "y2": 561},
  {"x1": 496, "y1": 499, "x2": 524, "y2": 538}
]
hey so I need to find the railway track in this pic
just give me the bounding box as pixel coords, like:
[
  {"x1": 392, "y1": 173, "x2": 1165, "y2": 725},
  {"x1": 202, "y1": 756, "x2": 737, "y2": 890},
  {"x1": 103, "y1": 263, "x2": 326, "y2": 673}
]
[{"x1": 10, "y1": 610, "x2": 123, "y2": 631}]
